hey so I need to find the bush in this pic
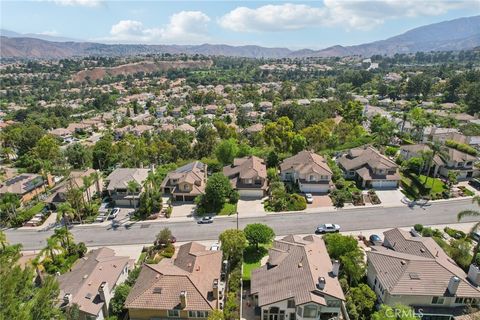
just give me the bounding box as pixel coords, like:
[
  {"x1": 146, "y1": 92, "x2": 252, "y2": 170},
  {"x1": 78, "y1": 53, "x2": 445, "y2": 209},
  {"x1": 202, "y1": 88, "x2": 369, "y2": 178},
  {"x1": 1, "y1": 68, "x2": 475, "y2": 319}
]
[
  {"x1": 422, "y1": 227, "x2": 434, "y2": 237},
  {"x1": 414, "y1": 224, "x2": 424, "y2": 232},
  {"x1": 445, "y1": 140, "x2": 478, "y2": 156},
  {"x1": 330, "y1": 189, "x2": 352, "y2": 208},
  {"x1": 288, "y1": 194, "x2": 307, "y2": 211},
  {"x1": 160, "y1": 245, "x2": 175, "y2": 258},
  {"x1": 165, "y1": 206, "x2": 172, "y2": 218},
  {"x1": 220, "y1": 203, "x2": 237, "y2": 216},
  {"x1": 444, "y1": 227, "x2": 467, "y2": 239}
]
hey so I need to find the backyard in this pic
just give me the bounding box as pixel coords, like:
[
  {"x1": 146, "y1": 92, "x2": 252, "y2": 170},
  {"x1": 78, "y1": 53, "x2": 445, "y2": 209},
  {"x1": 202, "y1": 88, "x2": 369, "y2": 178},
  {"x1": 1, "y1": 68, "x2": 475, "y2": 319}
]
[{"x1": 242, "y1": 243, "x2": 270, "y2": 282}]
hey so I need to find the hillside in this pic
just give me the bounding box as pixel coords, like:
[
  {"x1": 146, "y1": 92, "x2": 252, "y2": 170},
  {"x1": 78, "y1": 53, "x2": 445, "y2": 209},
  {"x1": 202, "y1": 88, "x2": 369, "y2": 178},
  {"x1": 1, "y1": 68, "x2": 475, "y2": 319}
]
[{"x1": 1, "y1": 15, "x2": 479, "y2": 59}]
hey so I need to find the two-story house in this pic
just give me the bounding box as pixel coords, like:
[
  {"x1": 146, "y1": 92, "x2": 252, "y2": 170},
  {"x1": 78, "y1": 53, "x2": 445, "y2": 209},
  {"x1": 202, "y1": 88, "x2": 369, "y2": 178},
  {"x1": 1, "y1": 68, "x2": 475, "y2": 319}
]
[
  {"x1": 400, "y1": 144, "x2": 479, "y2": 180},
  {"x1": 337, "y1": 146, "x2": 400, "y2": 189},
  {"x1": 251, "y1": 235, "x2": 346, "y2": 320},
  {"x1": 125, "y1": 242, "x2": 224, "y2": 320},
  {"x1": 161, "y1": 162, "x2": 207, "y2": 202},
  {"x1": 223, "y1": 156, "x2": 267, "y2": 198},
  {"x1": 58, "y1": 247, "x2": 134, "y2": 320},
  {"x1": 367, "y1": 228, "x2": 480, "y2": 319},
  {"x1": 105, "y1": 168, "x2": 150, "y2": 207},
  {"x1": 280, "y1": 151, "x2": 333, "y2": 193}
]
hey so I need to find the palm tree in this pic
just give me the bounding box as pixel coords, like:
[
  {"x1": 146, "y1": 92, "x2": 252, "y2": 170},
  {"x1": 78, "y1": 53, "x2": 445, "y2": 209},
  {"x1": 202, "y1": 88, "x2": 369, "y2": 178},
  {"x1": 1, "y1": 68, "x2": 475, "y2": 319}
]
[
  {"x1": 458, "y1": 196, "x2": 480, "y2": 259},
  {"x1": 90, "y1": 171, "x2": 102, "y2": 195},
  {"x1": 423, "y1": 141, "x2": 445, "y2": 186},
  {"x1": 127, "y1": 180, "x2": 141, "y2": 210},
  {"x1": 53, "y1": 227, "x2": 73, "y2": 251},
  {"x1": 82, "y1": 175, "x2": 93, "y2": 203},
  {"x1": 0, "y1": 230, "x2": 7, "y2": 250},
  {"x1": 41, "y1": 237, "x2": 62, "y2": 264}
]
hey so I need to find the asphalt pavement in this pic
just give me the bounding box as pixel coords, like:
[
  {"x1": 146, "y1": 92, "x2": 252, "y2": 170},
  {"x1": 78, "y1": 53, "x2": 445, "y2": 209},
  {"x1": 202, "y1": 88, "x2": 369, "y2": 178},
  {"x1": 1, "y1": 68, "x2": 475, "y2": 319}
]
[{"x1": 5, "y1": 198, "x2": 479, "y2": 250}]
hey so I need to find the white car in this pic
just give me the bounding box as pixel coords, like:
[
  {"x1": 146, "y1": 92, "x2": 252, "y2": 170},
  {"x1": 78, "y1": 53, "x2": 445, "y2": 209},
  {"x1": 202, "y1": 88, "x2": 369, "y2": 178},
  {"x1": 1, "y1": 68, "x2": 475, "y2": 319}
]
[
  {"x1": 305, "y1": 193, "x2": 314, "y2": 204},
  {"x1": 210, "y1": 242, "x2": 220, "y2": 251},
  {"x1": 108, "y1": 208, "x2": 120, "y2": 220},
  {"x1": 315, "y1": 224, "x2": 341, "y2": 234}
]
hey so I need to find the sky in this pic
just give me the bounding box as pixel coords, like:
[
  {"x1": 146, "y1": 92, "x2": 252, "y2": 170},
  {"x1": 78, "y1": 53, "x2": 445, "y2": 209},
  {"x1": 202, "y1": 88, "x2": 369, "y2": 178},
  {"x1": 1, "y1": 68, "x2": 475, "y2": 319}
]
[{"x1": 1, "y1": 0, "x2": 479, "y2": 49}]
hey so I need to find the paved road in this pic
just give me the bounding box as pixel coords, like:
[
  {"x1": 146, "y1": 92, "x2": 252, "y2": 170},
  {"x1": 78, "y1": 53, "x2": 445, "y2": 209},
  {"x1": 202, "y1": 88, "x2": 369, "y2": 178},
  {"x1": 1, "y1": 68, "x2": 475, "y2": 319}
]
[{"x1": 5, "y1": 199, "x2": 479, "y2": 250}]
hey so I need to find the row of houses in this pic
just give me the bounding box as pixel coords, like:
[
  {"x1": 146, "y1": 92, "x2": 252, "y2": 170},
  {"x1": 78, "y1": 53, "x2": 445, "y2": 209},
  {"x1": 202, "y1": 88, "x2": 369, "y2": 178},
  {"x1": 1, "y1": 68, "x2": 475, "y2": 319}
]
[{"x1": 56, "y1": 228, "x2": 480, "y2": 320}]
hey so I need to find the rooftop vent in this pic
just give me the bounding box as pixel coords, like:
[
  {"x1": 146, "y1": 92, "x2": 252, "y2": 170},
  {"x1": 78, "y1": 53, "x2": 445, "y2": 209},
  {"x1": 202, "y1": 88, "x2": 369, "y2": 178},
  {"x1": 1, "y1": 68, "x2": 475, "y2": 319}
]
[
  {"x1": 153, "y1": 287, "x2": 162, "y2": 294},
  {"x1": 409, "y1": 273, "x2": 420, "y2": 280},
  {"x1": 85, "y1": 293, "x2": 93, "y2": 300},
  {"x1": 400, "y1": 260, "x2": 406, "y2": 265}
]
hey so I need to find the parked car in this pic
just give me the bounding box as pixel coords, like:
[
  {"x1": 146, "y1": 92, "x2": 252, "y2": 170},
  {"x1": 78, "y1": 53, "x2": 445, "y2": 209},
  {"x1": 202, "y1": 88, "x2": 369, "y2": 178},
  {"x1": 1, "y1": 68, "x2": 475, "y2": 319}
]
[
  {"x1": 108, "y1": 208, "x2": 120, "y2": 220},
  {"x1": 369, "y1": 234, "x2": 383, "y2": 245},
  {"x1": 471, "y1": 231, "x2": 480, "y2": 242},
  {"x1": 169, "y1": 236, "x2": 177, "y2": 243},
  {"x1": 198, "y1": 216, "x2": 213, "y2": 224},
  {"x1": 315, "y1": 224, "x2": 340, "y2": 234},
  {"x1": 469, "y1": 178, "x2": 480, "y2": 190},
  {"x1": 95, "y1": 214, "x2": 107, "y2": 223},
  {"x1": 210, "y1": 242, "x2": 220, "y2": 251},
  {"x1": 305, "y1": 193, "x2": 314, "y2": 204}
]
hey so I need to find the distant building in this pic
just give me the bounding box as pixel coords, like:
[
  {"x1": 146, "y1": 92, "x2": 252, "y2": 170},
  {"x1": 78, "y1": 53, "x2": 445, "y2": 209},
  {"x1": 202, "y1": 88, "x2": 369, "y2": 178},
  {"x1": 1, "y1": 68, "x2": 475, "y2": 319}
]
[{"x1": 0, "y1": 173, "x2": 53, "y2": 204}]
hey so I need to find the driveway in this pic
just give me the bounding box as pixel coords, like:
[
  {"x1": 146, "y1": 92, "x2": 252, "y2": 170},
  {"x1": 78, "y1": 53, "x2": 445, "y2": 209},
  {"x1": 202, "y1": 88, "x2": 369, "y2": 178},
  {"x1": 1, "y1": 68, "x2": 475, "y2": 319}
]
[
  {"x1": 171, "y1": 203, "x2": 196, "y2": 218},
  {"x1": 237, "y1": 199, "x2": 265, "y2": 217},
  {"x1": 308, "y1": 194, "x2": 333, "y2": 208},
  {"x1": 374, "y1": 189, "x2": 404, "y2": 206}
]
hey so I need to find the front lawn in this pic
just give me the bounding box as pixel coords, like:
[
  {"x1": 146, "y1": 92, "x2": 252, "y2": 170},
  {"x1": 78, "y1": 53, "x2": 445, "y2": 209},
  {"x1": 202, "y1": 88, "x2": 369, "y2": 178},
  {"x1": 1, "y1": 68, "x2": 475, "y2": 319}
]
[
  {"x1": 401, "y1": 172, "x2": 447, "y2": 200},
  {"x1": 219, "y1": 202, "x2": 237, "y2": 216},
  {"x1": 243, "y1": 244, "x2": 270, "y2": 281}
]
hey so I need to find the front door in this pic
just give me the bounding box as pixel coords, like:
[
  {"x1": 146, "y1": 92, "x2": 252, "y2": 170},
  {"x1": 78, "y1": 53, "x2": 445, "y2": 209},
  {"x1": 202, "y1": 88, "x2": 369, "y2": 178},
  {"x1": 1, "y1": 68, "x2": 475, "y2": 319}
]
[{"x1": 269, "y1": 315, "x2": 278, "y2": 320}]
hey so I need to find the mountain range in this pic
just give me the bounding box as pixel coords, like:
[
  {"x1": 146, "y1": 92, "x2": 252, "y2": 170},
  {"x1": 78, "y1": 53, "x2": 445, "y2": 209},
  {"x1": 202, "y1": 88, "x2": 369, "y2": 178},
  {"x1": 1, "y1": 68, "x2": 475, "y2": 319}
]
[{"x1": 1, "y1": 15, "x2": 479, "y2": 59}]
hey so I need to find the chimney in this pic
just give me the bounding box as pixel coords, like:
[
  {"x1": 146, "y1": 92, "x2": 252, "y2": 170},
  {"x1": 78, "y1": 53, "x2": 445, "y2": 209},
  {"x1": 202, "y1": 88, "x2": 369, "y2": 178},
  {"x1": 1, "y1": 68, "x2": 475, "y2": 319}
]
[
  {"x1": 180, "y1": 291, "x2": 187, "y2": 308},
  {"x1": 468, "y1": 264, "x2": 480, "y2": 286},
  {"x1": 213, "y1": 279, "x2": 219, "y2": 300},
  {"x1": 98, "y1": 282, "x2": 111, "y2": 317},
  {"x1": 63, "y1": 293, "x2": 73, "y2": 305},
  {"x1": 332, "y1": 260, "x2": 340, "y2": 277},
  {"x1": 317, "y1": 277, "x2": 326, "y2": 290},
  {"x1": 448, "y1": 276, "x2": 461, "y2": 295}
]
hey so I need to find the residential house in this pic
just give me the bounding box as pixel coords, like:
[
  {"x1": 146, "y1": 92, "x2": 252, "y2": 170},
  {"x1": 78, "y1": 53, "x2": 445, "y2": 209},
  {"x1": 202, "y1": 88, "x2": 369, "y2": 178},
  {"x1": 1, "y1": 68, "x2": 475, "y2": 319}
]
[
  {"x1": 161, "y1": 162, "x2": 207, "y2": 202},
  {"x1": 259, "y1": 101, "x2": 273, "y2": 112},
  {"x1": 125, "y1": 242, "x2": 224, "y2": 320},
  {"x1": 240, "y1": 102, "x2": 254, "y2": 112},
  {"x1": 251, "y1": 235, "x2": 346, "y2": 320},
  {"x1": 58, "y1": 247, "x2": 134, "y2": 320},
  {"x1": 0, "y1": 173, "x2": 53, "y2": 204},
  {"x1": 45, "y1": 169, "x2": 102, "y2": 209},
  {"x1": 337, "y1": 146, "x2": 400, "y2": 188},
  {"x1": 400, "y1": 144, "x2": 479, "y2": 180},
  {"x1": 244, "y1": 123, "x2": 264, "y2": 135},
  {"x1": 280, "y1": 151, "x2": 333, "y2": 193},
  {"x1": 205, "y1": 104, "x2": 217, "y2": 115},
  {"x1": 177, "y1": 123, "x2": 196, "y2": 134},
  {"x1": 367, "y1": 228, "x2": 480, "y2": 319},
  {"x1": 105, "y1": 168, "x2": 150, "y2": 207},
  {"x1": 223, "y1": 156, "x2": 267, "y2": 198},
  {"x1": 49, "y1": 128, "x2": 73, "y2": 141}
]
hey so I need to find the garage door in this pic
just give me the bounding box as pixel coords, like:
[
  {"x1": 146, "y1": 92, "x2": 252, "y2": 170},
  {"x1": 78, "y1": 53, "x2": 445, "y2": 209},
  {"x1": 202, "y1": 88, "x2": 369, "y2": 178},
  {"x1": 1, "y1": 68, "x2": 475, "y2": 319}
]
[
  {"x1": 299, "y1": 183, "x2": 330, "y2": 193},
  {"x1": 239, "y1": 189, "x2": 264, "y2": 198},
  {"x1": 370, "y1": 180, "x2": 398, "y2": 189}
]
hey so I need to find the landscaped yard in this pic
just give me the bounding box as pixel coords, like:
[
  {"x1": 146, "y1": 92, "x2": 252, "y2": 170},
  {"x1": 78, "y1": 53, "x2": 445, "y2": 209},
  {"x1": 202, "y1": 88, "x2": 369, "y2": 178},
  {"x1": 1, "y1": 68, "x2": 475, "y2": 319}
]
[
  {"x1": 219, "y1": 202, "x2": 237, "y2": 216},
  {"x1": 243, "y1": 243, "x2": 270, "y2": 281},
  {"x1": 401, "y1": 172, "x2": 447, "y2": 200}
]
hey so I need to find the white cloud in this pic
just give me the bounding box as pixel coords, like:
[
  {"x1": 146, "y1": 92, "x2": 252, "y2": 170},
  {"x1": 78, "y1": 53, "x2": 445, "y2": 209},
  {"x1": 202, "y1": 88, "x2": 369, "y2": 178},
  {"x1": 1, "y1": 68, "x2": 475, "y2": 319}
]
[
  {"x1": 38, "y1": 30, "x2": 59, "y2": 36},
  {"x1": 51, "y1": 0, "x2": 103, "y2": 7},
  {"x1": 219, "y1": 1, "x2": 471, "y2": 32},
  {"x1": 107, "y1": 11, "x2": 210, "y2": 44}
]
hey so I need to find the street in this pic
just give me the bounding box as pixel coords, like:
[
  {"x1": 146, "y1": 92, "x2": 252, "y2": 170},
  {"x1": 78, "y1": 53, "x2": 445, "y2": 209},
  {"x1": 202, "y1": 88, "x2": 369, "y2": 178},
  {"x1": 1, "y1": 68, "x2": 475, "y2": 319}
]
[{"x1": 5, "y1": 198, "x2": 480, "y2": 250}]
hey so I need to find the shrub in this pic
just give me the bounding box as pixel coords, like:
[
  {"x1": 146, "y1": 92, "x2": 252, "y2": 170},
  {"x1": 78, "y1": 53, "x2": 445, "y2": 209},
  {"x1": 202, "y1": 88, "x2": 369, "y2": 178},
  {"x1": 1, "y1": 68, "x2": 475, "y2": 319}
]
[
  {"x1": 165, "y1": 206, "x2": 172, "y2": 218},
  {"x1": 220, "y1": 203, "x2": 237, "y2": 216},
  {"x1": 160, "y1": 245, "x2": 175, "y2": 258},
  {"x1": 330, "y1": 189, "x2": 351, "y2": 208},
  {"x1": 414, "y1": 224, "x2": 424, "y2": 232},
  {"x1": 444, "y1": 227, "x2": 467, "y2": 239},
  {"x1": 288, "y1": 194, "x2": 307, "y2": 211},
  {"x1": 422, "y1": 227, "x2": 434, "y2": 237}
]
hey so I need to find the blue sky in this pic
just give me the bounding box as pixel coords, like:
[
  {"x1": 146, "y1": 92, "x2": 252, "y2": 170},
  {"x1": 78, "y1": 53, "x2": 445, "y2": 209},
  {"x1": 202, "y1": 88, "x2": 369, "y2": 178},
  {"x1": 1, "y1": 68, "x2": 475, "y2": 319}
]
[{"x1": 1, "y1": 1, "x2": 479, "y2": 49}]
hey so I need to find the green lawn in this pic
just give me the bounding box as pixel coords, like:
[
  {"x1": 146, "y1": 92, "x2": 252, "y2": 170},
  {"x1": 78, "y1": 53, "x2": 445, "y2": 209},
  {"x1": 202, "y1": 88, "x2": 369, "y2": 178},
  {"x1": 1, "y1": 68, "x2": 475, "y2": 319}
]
[
  {"x1": 219, "y1": 202, "x2": 237, "y2": 216},
  {"x1": 400, "y1": 172, "x2": 447, "y2": 200},
  {"x1": 243, "y1": 243, "x2": 271, "y2": 280}
]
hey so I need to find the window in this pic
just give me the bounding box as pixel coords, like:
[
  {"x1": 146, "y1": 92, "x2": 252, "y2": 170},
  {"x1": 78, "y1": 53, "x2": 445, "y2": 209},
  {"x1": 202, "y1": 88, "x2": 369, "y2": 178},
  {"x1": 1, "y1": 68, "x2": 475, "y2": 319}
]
[
  {"x1": 303, "y1": 305, "x2": 317, "y2": 318},
  {"x1": 326, "y1": 300, "x2": 341, "y2": 308},
  {"x1": 287, "y1": 299, "x2": 295, "y2": 308},
  {"x1": 309, "y1": 175, "x2": 316, "y2": 182},
  {"x1": 168, "y1": 310, "x2": 180, "y2": 317},
  {"x1": 183, "y1": 184, "x2": 190, "y2": 191},
  {"x1": 431, "y1": 297, "x2": 445, "y2": 305},
  {"x1": 456, "y1": 297, "x2": 464, "y2": 304},
  {"x1": 189, "y1": 311, "x2": 196, "y2": 318},
  {"x1": 197, "y1": 311, "x2": 207, "y2": 318},
  {"x1": 296, "y1": 307, "x2": 302, "y2": 317}
]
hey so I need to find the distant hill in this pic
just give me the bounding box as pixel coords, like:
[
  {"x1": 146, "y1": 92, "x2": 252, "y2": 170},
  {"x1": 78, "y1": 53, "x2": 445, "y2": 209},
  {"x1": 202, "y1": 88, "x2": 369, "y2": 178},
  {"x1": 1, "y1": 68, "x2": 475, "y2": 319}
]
[
  {"x1": 0, "y1": 29, "x2": 80, "y2": 43},
  {"x1": 1, "y1": 15, "x2": 479, "y2": 59}
]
